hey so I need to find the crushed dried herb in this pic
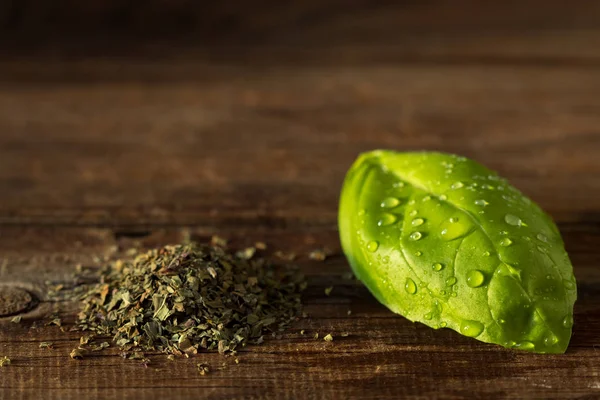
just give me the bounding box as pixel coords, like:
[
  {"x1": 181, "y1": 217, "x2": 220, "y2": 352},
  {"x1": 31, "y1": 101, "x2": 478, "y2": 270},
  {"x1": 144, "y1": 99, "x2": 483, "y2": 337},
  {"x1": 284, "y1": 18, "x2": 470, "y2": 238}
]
[
  {"x1": 0, "y1": 356, "x2": 10, "y2": 367},
  {"x1": 127, "y1": 351, "x2": 146, "y2": 360},
  {"x1": 308, "y1": 249, "x2": 327, "y2": 261},
  {"x1": 70, "y1": 348, "x2": 85, "y2": 360},
  {"x1": 46, "y1": 316, "x2": 62, "y2": 327},
  {"x1": 74, "y1": 243, "x2": 305, "y2": 356},
  {"x1": 210, "y1": 236, "x2": 228, "y2": 248},
  {"x1": 80, "y1": 335, "x2": 92, "y2": 345},
  {"x1": 324, "y1": 334, "x2": 334, "y2": 342},
  {"x1": 39, "y1": 342, "x2": 54, "y2": 349},
  {"x1": 10, "y1": 316, "x2": 22, "y2": 324},
  {"x1": 236, "y1": 247, "x2": 256, "y2": 260},
  {"x1": 197, "y1": 363, "x2": 210, "y2": 375},
  {"x1": 273, "y1": 251, "x2": 296, "y2": 261},
  {"x1": 90, "y1": 342, "x2": 110, "y2": 352}
]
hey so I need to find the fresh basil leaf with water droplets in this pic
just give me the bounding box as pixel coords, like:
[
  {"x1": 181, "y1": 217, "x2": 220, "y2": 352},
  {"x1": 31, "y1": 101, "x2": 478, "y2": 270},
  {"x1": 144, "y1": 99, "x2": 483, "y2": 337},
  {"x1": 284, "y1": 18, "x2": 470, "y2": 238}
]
[{"x1": 338, "y1": 150, "x2": 576, "y2": 353}]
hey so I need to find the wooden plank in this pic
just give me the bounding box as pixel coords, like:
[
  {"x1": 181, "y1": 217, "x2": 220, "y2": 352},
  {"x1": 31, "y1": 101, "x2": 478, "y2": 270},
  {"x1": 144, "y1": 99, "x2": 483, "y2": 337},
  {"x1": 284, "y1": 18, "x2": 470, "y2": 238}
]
[
  {"x1": 0, "y1": 227, "x2": 599, "y2": 399},
  {"x1": 0, "y1": 64, "x2": 599, "y2": 228}
]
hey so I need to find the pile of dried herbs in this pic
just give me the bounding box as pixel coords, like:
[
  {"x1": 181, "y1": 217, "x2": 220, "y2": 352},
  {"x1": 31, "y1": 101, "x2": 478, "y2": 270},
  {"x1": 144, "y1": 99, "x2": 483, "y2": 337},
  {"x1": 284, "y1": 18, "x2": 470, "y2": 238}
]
[{"x1": 75, "y1": 243, "x2": 305, "y2": 356}]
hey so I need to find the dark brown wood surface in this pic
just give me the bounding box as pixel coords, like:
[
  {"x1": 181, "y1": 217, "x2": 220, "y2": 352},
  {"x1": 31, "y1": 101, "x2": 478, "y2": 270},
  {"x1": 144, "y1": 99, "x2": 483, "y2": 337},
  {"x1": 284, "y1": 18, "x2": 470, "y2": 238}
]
[{"x1": 1, "y1": 1, "x2": 600, "y2": 399}]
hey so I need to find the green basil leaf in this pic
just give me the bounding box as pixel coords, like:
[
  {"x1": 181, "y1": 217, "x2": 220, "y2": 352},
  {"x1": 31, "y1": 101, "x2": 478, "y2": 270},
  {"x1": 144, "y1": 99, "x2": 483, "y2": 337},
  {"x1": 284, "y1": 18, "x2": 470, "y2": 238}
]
[{"x1": 339, "y1": 150, "x2": 576, "y2": 353}]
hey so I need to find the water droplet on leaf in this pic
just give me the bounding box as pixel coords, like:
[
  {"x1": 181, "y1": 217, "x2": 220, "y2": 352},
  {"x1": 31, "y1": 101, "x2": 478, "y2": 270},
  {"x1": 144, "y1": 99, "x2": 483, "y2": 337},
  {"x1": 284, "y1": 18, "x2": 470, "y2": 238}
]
[
  {"x1": 475, "y1": 199, "x2": 489, "y2": 207},
  {"x1": 445, "y1": 277, "x2": 457, "y2": 286},
  {"x1": 411, "y1": 218, "x2": 424, "y2": 227},
  {"x1": 451, "y1": 182, "x2": 464, "y2": 189},
  {"x1": 381, "y1": 197, "x2": 400, "y2": 208},
  {"x1": 460, "y1": 320, "x2": 484, "y2": 337},
  {"x1": 537, "y1": 233, "x2": 549, "y2": 243},
  {"x1": 440, "y1": 219, "x2": 472, "y2": 241},
  {"x1": 405, "y1": 278, "x2": 417, "y2": 295},
  {"x1": 515, "y1": 341, "x2": 535, "y2": 350},
  {"x1": 366, "y1": 241, "x2": 379, "y2": 252},
  {"x1": 544, "y1": 335, "x2": 559, "y2": 346},
  {"x1": 495, "y1": 263, "x2": 521, "y2": 279},
  {"x1": 505, "y1": 214, "x2": 524, "y2": 226},
  {"x1": 466, "y1": 270, "x2": 485, "y2": 288},
  {"x1": 499, "y1": 238, "x2": 513, "y2": 247},
  {"x1": 409, "y1": 232, "x2": 423, "y2": 241},
  {"x1": 378, "y1": 213, "x2": 398, "y2": 226},
  {"x1": 432, "y1": 263, "x2": 444, "y2": 272},
  {"x1": 562, "y1": 314, "x2": 573, "y2": 328},
  {"x1": 563, "y1": 280, "x2": 575, "y2": 290}
]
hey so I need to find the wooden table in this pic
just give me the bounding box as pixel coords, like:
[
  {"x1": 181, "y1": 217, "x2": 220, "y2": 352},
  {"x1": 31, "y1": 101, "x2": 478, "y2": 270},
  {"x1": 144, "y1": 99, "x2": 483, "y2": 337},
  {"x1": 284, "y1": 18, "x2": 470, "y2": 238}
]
[{"x1": 1, "y1": 1, "x2": 600, "y2": 399}]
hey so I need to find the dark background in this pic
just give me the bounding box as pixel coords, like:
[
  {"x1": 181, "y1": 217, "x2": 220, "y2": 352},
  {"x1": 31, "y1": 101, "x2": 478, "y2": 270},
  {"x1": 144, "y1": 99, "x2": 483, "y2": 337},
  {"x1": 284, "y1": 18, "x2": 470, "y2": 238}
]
[
  {"x1": 2, "y1": 1, "x2": 600, "y2": 59},
  {"x1": 0, "y1": 1, "x2": 599, "y2": 399}
]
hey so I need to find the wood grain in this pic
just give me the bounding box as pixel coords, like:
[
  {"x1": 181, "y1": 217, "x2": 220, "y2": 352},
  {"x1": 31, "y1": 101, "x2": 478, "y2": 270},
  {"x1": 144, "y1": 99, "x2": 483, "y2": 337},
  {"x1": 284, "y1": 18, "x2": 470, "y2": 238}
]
[
  {"x1": 1, "y1": 1, "x2": 600, "y2": 399},
  {"x1": 1, "y1": 64, "x2": 599, "y2": 225}
]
